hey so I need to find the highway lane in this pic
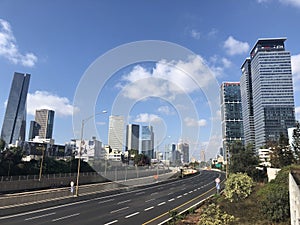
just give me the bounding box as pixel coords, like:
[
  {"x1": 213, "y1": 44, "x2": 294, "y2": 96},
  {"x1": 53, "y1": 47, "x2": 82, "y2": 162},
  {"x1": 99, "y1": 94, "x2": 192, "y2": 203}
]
[{"x1": 0, "y1": 170, "x2": 224, "y2": 225}]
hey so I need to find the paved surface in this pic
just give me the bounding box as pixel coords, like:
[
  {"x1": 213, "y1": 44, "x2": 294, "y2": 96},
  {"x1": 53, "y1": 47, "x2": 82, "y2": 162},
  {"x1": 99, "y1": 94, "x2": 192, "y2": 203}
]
[{"x1": 0, "y1": 170, "x2": 224, "y2": 225}]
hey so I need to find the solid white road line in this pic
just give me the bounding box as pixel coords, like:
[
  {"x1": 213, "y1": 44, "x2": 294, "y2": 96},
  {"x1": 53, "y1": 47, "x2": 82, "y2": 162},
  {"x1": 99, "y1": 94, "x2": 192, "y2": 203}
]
[
  {"x1": 25, "y1": 212, "x2": 56, "y2": 221},
  {"x1": 125, "y1": 212, "x2": 140, "y2": 218},
  {"x1": 52, "y1": 213, "x2": 80, "y2": 222}
]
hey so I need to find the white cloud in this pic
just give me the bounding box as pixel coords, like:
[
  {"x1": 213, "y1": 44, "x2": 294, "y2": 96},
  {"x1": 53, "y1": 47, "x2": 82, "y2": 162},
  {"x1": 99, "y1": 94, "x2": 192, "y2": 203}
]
[
  {"x1": 190, "y1": 29, "x2": 201, "y2": 40},
  {"x1": 223, "y1": 36, "x2": 250, "y2": 56},
  {"x1": 27, "y1": 91, "x2": 76, "y2": 117},
  {"x1": 279, "y1": 0, "x2": 300, "y2": 7},
  {"x1": 258, "y1": 0, "x2": 300, "y2": 8},
  {"x1": 119, "y1": 55, "x2": 216, "y2": 100},
  {"x1": 0, "y1": 19, "x2": 37, "y2": 67},
  {"x1": 158, "y1": 106, "x2": 175, "y2": 115},
  {"x1": 207, "y1": 28, "x2": 218, "y2": 38},
  {"x1": 221, "y1": 57, "x2": 232, "y2": 68},
  {"x1": 292, "y1": 54, "x2": 300, "y2": 92},
  {"x1": 134, "y1": 113, "x2": 161, "y2": 123},
  {"x1": 184, "y1": 117, "x2": 206, "y2": 127},
  {"x1": 296, "y1": 106, "x2": 300, "y2": 120}
]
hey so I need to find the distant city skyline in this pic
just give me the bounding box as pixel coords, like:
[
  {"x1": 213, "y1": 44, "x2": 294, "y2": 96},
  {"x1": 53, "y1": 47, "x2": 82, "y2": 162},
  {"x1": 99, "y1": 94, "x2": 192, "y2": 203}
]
[{"x1": 1, "y1": 1, "x2": 300, "y2": 160}]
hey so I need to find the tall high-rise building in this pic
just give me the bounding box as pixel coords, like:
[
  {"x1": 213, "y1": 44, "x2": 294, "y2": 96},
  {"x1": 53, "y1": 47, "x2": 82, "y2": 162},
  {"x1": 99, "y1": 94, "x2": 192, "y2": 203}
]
[
  {"x1": 108, "y1": 115, "x2": 124, "y2": 151},
  {"x1": 178, "y1": 142, "x2": 189, "y2": 164},
  {"x1": 141, "y1": 126, "x2": 154, "y2": 159},
  {"x1": 1, "y1": 72, "x2": 30, "y2": 145},
  {"x1": 125, "y1": 124, "x2": 139, "y2": 151},
  {"x1": 34, "y1": 109, "x2": 55, "y2": 139},
  {"x1": 243, "y1": 38, "x2": 295, "y2": 149},
  {"x1": 240, "y1": 58, "x2": 255, "y2": 148},
  {"x1": 220, "y1": 82, "x2": 244, "y2": 153}
]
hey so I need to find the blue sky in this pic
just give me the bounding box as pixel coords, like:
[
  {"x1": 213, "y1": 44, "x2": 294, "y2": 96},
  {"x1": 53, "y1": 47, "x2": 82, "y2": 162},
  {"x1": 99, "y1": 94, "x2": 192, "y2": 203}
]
[{"x1": 1, "y1": 0, "x2": 300, "y2": 160}]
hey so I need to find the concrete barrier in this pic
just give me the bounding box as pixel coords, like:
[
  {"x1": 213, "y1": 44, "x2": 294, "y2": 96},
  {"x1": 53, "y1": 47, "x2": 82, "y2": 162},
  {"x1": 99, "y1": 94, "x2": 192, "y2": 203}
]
[{"x1": 0, "y1": 171, "x2": 177, "y2": 210}]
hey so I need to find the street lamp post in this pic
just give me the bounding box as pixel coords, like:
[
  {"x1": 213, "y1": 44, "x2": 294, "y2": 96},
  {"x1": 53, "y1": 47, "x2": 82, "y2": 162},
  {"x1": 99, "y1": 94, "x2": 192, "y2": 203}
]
[{"x1": 75, "y1": 110, "x2": 107, "y2": 197}]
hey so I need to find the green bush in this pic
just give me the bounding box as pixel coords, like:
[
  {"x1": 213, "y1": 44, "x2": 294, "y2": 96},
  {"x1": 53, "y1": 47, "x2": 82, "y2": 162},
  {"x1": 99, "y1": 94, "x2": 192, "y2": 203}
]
[
  {"x1": 257, "y1": 166, "x2": 291, "y2": 222},
  {"x1": 224, "y1": 173, "x2": 254, "y2": 202}
]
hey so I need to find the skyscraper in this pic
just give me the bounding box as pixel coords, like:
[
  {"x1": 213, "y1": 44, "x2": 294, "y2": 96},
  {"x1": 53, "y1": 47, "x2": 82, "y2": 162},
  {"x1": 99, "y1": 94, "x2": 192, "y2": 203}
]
[
  {"x1": 108, "y1": 115, "x2": 124, "y2": 151},
  {"x1": 178, "y1": 142, "x2": 190, "y2": 164},
  {"x1": 141, "y1": 126, "x2": 154, "y2": 159},
  {"x1": 245, "y1": 38, "x2": 295, "y2": 149},
  {"x1": 1, "y1": 72, "x2": 30, "y2": 145},
  {"x1": 220, "y1": 82, "x2": 244, "y2": 153},
  {"x1": 240, "y1": 58, "x2": 255, "y2": 148},
  {"x1": 34, "y1": 109, "x2": 55, "y2": 139},
  {"x1": 125, "y1": 124, "x2": 139, "y2": 151}
]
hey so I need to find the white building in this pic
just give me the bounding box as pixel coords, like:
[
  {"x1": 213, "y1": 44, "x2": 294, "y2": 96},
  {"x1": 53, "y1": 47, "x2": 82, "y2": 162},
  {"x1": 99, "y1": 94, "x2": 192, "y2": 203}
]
[
  {"x1": 258, "y1": 148, "x2": 272, "y2": 167},
  {"x1": 108, "y1": 115, "x2": 124, "y2": 152},
  {"x1": 75, "y1": 137, "x2": 102, "y2": 162}
]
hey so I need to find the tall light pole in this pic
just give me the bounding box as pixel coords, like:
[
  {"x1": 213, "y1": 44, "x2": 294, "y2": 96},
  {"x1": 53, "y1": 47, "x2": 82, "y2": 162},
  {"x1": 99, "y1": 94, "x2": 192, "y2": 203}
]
[{"x1": 75, "y1": 110, "x2": 107, "y2": 196}]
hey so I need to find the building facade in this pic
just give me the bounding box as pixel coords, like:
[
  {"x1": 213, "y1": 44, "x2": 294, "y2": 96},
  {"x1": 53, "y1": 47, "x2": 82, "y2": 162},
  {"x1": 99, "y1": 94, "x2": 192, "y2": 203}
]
[
  {"x1": 108, "y1": 115, "x2": 124, "y2": 151},
  {"x1": 125, "y1": 124, "x2": 139, "y2": 151},
  {"x1": 220, "y1": 82, "x2": 244, "y2": 154},
  {"x1": 178, "y1": 142, "x2": 189, "y2": 164},
  {"x1": 29, "y1": 109, "x2": 55, "y2": 140},
  {"x1": 141, "y1": 126, "x2": 154, "y2": 159},
  {"x1": 240, "y1": 58, "x2": 255, "y2": 149},
  {"x1": 249, "y1": 38, "x2": 295, "y2": 149},
  {"x1": 1, "y1": 72, "x2": 30, "y2": 145}
]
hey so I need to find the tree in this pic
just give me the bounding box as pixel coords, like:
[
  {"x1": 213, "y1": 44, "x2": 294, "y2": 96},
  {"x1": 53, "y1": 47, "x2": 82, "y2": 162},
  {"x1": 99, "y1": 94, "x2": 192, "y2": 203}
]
[
  {"x1": 198, "y1": 203, "x2": 235, "y2": 225},
  {"x1": 292, "y1": 121, "x2": 300, "y2": 163},
  {"x1": 134, "y1": 154, "x2": 150, "y2": 166},
  {"x1": 270, "y1": 134, "x2": 295, "y2": 168},
  {"x1": 224, "y1": 173, "x2": 254, "y2": 202},
  {"x1": 228, "y1": 141, "x2": 259, "y2": 178},
  {"x1": 0, "y1": 139, "x2": 5, "y2": 151}
]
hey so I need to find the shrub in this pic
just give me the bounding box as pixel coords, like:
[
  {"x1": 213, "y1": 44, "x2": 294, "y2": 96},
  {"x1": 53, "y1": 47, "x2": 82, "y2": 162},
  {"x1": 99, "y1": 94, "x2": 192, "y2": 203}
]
[
  {"x1": 224, "y1": 173, "x2": 254, "y2": 202},
  {"x1": 198, "y1": 203, "x2": 235, "y2": 225}
]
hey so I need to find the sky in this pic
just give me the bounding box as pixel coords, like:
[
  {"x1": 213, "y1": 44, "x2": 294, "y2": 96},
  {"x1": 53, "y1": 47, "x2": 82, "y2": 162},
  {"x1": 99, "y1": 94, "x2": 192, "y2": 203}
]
[{"x1": 1, "y1": 0, "x2": 300, "y2": 161}]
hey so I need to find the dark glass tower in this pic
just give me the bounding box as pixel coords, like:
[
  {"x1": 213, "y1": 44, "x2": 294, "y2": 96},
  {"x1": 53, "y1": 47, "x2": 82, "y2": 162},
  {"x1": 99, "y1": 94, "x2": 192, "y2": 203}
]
[
  {"x1": 141, "y1": 126, "x2": 154, "y2": 159},
  {"x1": 125, "y1": 124, "x2": 139, "y2": 151},
  {"x1": 220, "y1": 82, "x2": 244, "y2": 154},
  {"x1": 1, "y1": 72, "x2": 31, "y2": 145}
]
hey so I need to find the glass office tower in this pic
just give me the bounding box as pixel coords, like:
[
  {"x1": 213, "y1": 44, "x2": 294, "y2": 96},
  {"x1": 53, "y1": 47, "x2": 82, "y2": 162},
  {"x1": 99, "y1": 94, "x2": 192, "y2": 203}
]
[
  {"x1": 220, "y1": 82, "x2": 244, "y2": 154},
  {"x1": 1, "y1": 72, "x2": 31, "y2": 145},
  {"x1": 250, "y1": 38, "x2": 295, "y2": 149},
  {"x1": 141, "y1": 126, "x2": 154, "y2": 159},
  {"x1": 35, "y1": 109, "x2": 55, "y2": 139},
  {"x1": 240, "y1": 58, "x2": 255, "y2": 149},
  {"x1": 125, "y1": 124, "x2": 139, "y2": 151}
]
